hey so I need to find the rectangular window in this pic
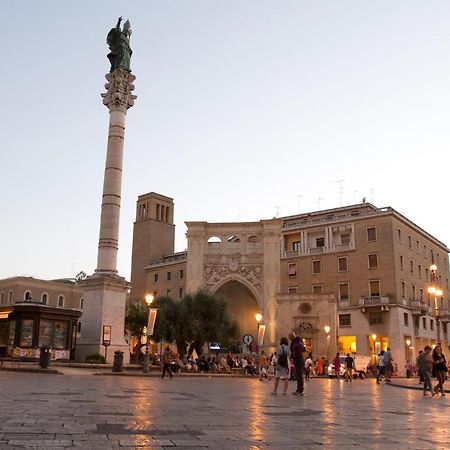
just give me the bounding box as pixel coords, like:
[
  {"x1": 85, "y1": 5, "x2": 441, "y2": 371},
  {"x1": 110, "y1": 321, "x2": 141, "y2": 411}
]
[
  {"x1": 403, "y1": 313, "x2": 409, "y2": 326},
  {"x1": 420, "y1": 288, "x2": 423, "y2": 301},
  {"x1": 52, "y1": 321, "x2": 68, "y2": 349},
  {"x1": 166, "y1": 289, "x2": 171, "y2": 296},
  {"x1": 410, "y1": 260, "x2": 414, "y2": 274},
  {"x1": 422, "y1": 317, "x2": 427, "y2": 330},
  {"x1": 412, "y1": 285, "x2": 416, "y2": 299},
  {"x1": 367, "y1": 227, "x2": 377, "y2": 242},
  {"x1": 167, "y1": 272, "x2": 171, "y2": 281},
  {"x1": 339, "y1": 283, "x2": 349, "y2": 301},
  {"x1": 426, "y1": 268, "x2": 429, "y2": 282},
  {"x1": 368, "y1": 253, "x2": 379, "y2": 269},
  {"x1": 416, "y1": 240, "x2": 420, "y2": 251},
  {"x1": 312, "y1": 260, "x2": 322, "y2": 274},
  {"x1": 418, "y1": 264, "x2": 422, "y2": 278},
  {"x1": 341, "y1": 234, "x2": 350, "y2": 244},
  {"x1": 398, "y1": 229, "x2": 402, "y2": 242},
  {"x1": 312, "y1": 285, "x2": 323, "y2": 294},
  {"x1": 369, "y1": 280, "x2": 380, "y2": 297},
  {"x1": 179, "y1": 287, "x2": 183, "y2": 298},
  {"x1": 154, "y1": 273, "x2": 159, "y2": 283},
  {"x1": 401, "y1": 281, "x2": 405, "y2": 298},
  {"x1": 288, "y1": 263, "x2": 297, "y2": 277},
  {"x1": 19, "y1": 319, "x2": 34, "y2": 347},
  {"x1": 179, "y1": 269, "x2": 184, "y2": 279},
  {"x1": 369, "y1": 313, "x2": 383, "y2": 325},
  {"x1": 293, "y1": 241, "x2": 301, "y2": 251},
  {"x1": 316, "y1": 237, "x2": 325, "y2": 247},
  {"x1": 424, "y1": 244, "x2": 427, "y2": 258},
  {"x1": 339, "y1": 314, "x2": 351, "y2": 327},
  {"x1": 287, "y1": 287, "x2": 298, "y2": 294},
  {"x1": 0, "y1": 292, "x2": 3, "y2": 305},
  {"x1": 408, "y1": 236, "x2": 412, "y2": 248},
  {"x1": 338, "y1": 257, "x2": 348, "y2": 272},
  {"x1": 430, "y1": 319, "x2": 434, "y2": 331}
]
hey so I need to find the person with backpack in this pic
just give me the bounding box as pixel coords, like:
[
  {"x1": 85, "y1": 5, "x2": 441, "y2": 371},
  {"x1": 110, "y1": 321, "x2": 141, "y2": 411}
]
[
  {"x1": 270, "y1": 337, "x2": 291, "y2": 395},
  {"x1": 289, "y1": 331, "x2": 306, "y2": 395}
]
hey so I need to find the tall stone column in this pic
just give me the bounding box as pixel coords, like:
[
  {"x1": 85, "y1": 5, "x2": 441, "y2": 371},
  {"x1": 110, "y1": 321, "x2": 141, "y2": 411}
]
[{"x1": 77, "y1": 69, "x2": 136, "y2": 364}]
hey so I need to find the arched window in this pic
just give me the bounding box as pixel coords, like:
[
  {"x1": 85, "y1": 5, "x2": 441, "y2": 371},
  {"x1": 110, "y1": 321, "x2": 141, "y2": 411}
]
[
  {"x1": 80, "y1": 297, "x2": 84, "y2": 309},
  {"x1": 247, "y1": 235, "x2": 262, "y2": 252},
  {"x1": 24, "y1": 291, "x2": 32, "y2": 301},
  {"x1": 58, "y1": 295, "x2": 64, "y2": 307},
  {"x1": 0, "y1": 291, "x2": 4, "y2": 305},
  {"x1": 207, "y1": 236, "x2": 222, "y2": 254},
  {"x1": 41, "y1": 293, "x2": 48, "y2": 305},
  {"x1": 8, "y1": 290, "x2": 13, "y2": 303},
  {"x1": 227, "y1": 235, "x2": 241, "y2": 252}
]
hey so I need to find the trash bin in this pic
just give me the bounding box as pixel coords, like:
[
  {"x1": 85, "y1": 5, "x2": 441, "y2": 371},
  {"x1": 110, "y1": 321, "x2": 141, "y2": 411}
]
[
  {"x1": 39, "y1": 347, "x2": 51, "y2": 369},
  {"x1": 112, "y1": 350, "x2": 124, "y2": 372}
]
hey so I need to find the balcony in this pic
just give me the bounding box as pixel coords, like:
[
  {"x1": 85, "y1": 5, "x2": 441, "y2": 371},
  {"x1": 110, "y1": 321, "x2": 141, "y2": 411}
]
[
  {"x1": 358, "y1": 296, "x2": 390, "y2": 311},
  {"x1": 281, "y1": 242, "x2": 355, "y2": 259},
  {"x1": 439, "y1": 309, "x2": 450, "y2": 323},
  {"x1": 410, "y1": 299, "x2": 428, "y2": 316}
]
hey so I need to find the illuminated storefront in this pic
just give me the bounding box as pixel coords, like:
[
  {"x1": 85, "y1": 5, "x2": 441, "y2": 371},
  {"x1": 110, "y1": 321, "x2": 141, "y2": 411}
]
[{"x1": 0, "y1": 301, "x2": 81, "y2": 360}]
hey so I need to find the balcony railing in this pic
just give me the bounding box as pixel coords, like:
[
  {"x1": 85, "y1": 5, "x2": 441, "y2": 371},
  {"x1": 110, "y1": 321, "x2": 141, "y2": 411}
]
[
  {"x1": 281, "y1": 242, "x2": 355, "y2": 258},
  {"x1": 358, "y1": 296, "x2": 390, "y2": 308},
  {"x1": 410, "y1": 299, "x2": 429, "y2": 316}
]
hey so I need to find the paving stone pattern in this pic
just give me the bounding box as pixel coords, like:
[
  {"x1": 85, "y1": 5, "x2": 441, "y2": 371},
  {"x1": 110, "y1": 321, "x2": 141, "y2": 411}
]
[{"x1": 0, "y1": 371, "x2": 449, "y2": 449}]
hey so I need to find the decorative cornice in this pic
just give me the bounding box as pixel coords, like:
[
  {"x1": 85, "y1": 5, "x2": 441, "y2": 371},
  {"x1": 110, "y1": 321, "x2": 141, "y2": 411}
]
[{"x1": 101, "y1": 69, "x2": 137, "y2": 110}]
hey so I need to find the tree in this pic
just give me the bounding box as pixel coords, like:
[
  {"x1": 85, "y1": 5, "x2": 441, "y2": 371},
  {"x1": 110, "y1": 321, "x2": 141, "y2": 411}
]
[{"x1": 125, "y1": 297, "x2": 148, "y2": 349}]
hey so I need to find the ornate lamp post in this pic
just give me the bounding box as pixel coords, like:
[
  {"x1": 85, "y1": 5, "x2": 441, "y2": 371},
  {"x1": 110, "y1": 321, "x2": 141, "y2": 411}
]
[
  {"x1": 428, "y1": 264, "x2": 443, "y2": 345},
  {"x1": 324, "y1": 325, "x2": 330, "y2": 361},
  {"x1": 143, "y1": 294, "x2": 157, "y2": 373},
  {"x1": 255, "y1": 313, "x2": 263, "y2": 354}
]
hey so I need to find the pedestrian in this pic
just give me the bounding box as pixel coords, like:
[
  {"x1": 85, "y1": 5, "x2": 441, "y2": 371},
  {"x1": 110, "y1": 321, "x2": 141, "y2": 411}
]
[
  {"x1": 344, "y1": 353, "x2": 355, "y2": 382},
  {"x1": 416, "y1": 350, "x2": 424, "y2": 383},
  {"x1": 383, "y1": 347, "x2": 394, "y2": 382},
  {"x1": 432, "y1": 345, "x2": 447, "y2": 397},
  {"x1": 271, "y1": 337, "x2": 291, "y2": 395},
  {"x1": 259, "y1": 351, "x2": 269, "y2": 381},
  {"x1": 316, "y1": 357, "x2": 324, "y2": 376},
  {"x1": 416, "y1": 345, "x2": 433, "y2": 396},
  {"x1": 405, "y1": 360, "x2": 413, "y2": 378},
  {"x1": 289, "y1": 331, "x2": 306, "y2": 395},
  {"x1": 305, "y1": 354, "x2": 313, "y2": 380},
  {"x1": 376, "y1": 350, "x2": 385, "y2": 384},
  {"x1": 333, "y1": 353, "x2": 341, "y2": 380},
  {"x1": 161, "y1": 346, "x2": 174, "y2": 379}
]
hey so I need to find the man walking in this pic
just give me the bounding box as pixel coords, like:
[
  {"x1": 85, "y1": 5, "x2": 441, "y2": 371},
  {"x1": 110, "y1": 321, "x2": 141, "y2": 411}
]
[
  {"x1": 344, "y1": 353, "x2": 355, "y2": 382},
  {"x1": 416, "y1": 345, "x2": 433, "y2": 396},
  {"x1": 289, "y1": 331, "x2": 306, "y2": 395},
  {"x1": 383, "y1": 347, "x2": 394, "y2": 382}
]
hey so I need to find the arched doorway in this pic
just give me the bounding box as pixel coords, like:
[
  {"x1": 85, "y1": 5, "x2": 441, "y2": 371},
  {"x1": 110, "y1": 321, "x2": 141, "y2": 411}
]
[{"x1": 215, "y1": 280, "x2": 260, "y2": 350}]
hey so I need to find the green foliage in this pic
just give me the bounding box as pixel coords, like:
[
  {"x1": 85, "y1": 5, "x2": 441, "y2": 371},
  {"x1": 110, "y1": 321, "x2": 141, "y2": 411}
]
[
  {"x1": 85, "y1": 352, "x2": 106, "y2": 364},
  {"x1": 125, "y1": 297, "x2": 148, "y2": 342}
]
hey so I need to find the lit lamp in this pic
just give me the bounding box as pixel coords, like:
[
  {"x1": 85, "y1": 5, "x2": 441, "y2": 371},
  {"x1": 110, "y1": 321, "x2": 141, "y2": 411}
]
[
  {"x1": 428, "y1": 264, "x2": 443, "y2": 344},
  {"x1": 371, "y1": 334, "x2": 377, "y2": 358},
  {"x1": 255, "y1": 313, "x2": 263, "y2": 354},
  {"x1": 143, "y1": 294, "x2": 157, "y2": 373},
  {"x1": 324, "y1": 325, "x2": 330, "y2": 361}
]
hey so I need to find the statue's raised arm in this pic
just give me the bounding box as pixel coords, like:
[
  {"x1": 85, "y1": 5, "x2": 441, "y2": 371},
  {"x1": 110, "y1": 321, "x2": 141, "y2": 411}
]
[{"x1": 107, "y1": 17, "x2": 132, "y2": 73}]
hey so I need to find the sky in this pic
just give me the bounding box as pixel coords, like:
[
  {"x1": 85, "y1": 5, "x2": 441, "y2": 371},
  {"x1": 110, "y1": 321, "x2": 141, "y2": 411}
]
[{"x1": 1, "y1": 1, "x2": 450, "y2": 281}]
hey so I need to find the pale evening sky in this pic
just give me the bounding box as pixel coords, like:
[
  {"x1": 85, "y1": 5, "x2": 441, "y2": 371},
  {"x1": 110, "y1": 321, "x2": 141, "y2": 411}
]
[{"x1": 1, "y1": 1, "x2": 450, "y2": 281}]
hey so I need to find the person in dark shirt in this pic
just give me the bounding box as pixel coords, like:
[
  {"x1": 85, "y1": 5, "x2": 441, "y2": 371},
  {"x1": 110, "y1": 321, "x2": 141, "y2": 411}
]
[
  {"x1": 289, "y1": 331, "x2": 306, "y2": 395},
  {"x1": 344, "y1": 353, "x2": 355, "y2": 382}
]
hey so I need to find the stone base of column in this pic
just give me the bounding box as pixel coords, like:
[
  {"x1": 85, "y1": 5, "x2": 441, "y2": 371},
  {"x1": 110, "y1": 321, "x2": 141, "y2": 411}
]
[{"x1": 76, "y1": 274, "x2": 130, "y2": 364}]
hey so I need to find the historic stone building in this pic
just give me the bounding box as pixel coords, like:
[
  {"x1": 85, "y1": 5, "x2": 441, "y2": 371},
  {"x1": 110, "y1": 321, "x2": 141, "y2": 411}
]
[{"x1": 132, "y1": 194, "x2": 450, "y2": 371}]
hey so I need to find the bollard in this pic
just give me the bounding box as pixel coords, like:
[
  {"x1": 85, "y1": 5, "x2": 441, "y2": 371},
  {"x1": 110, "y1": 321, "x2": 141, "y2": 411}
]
[
  {"x1": 112, "y1": 350, "x2": 124, "y2": 372},
  {"x1": 39, "y1": 347, "x2": 51, "y2": 369}
]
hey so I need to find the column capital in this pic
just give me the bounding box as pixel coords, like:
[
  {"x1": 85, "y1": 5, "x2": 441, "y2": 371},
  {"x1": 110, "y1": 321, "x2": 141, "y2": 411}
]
[{"x1": 101, "y1": 69, "x2": 137, "y2": 110}]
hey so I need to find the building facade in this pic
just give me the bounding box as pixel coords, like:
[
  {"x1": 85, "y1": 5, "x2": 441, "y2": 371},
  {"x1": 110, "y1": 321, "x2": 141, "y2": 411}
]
[{"x1": 132, "y1": 197, "x2": 450, "y2": 372}]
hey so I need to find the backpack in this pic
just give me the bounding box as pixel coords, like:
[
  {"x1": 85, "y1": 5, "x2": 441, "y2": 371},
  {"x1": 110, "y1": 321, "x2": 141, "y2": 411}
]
[{"x1": 278, "y1": 347, "x2": 288, "y2": 367}]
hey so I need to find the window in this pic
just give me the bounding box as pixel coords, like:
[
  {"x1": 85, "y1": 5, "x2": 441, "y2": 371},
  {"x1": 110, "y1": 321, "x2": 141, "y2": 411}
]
[
  {"x1": 288, "y1": 263, "x2": 297, "y2": 277},
  {"x1": 418, "y1": 264, "x2": 422, "y2": 278},
  {"x1": 412, "y1": 285, "x2": 416, "y2": 299},
  {"x1": 422, "y1": 317, "x2": 427, "y2": 330},
  {"x1": 80, "y1": 298, "x2": 84, "y2": 309},
  {"x1": 179, "y1": 287, "x2": 183, "y2": 298},
  {"x1": 153, "y1": 291, "x2": 158, "y2": 298},
  {"x1": 312, "y1": 260, "x2": 321, "y2": 274},
  {"x1": 77, "y1": 322, "x2": 82, "y2": 333},
  {"x1": 341, "y1": 234, "x2": 350, "y2": 245},
  {"x1": 401, "y1": 281, "x2": 405, "y2": 298},
  {"x1": 369, "y1": 280, "x2": 380, "y2": 297},
  {"x1": 416, "y1": 240, "x2": 420, "y2": 251},
  {"x1": 430, "y1": 319, "x2": 434, "y2": 331},
  {"x1": 312, "y1": 285, "x2": 323, "y2": 294},
  {"x1": 339, "y1": 314, "x2": 351, "y2": 327},
  {"x1": 398, "y1": 229, "x2": 402, "y2": 242},
  {"x1": 41, "y1": 293, "x2": 48, "y2": 305},
  {"x1": 424, "y1": 244, "x2": 427, "y2": 258},
  {"x1": 154, "y1": 274, "x2": 159, "y2": 283},
  {"x1": 288, "y1": 287, "x2": 298, "y2": 294},
  {"x1": 179, "y1": 269, "x2": 184, "y2": 280},
  {"x1": 403, "y1": 313, "x2": 409, "y2": 326},
  {"x1": 166, "y1": 289, "x2": 171, "y2": 296},
  {"x1": 408, "y1": 236, "x2": 412, "y2": 248},
  {"x1": 420, "y1": 288, "x2": 423, "y2": 300},
  {"x1": 369, "y1": 313, "x2": 383, "y2": 325},
  {"x1": 24, "y1": 291, "x2": 32, "y2": 301},
  {"x1": 400, "y1": 255, "x2": 404, "y2": 270},
  {"x1": 58, "y1": 295, "x2": 64, "y2": 307},
  {"x1": 8, "y1": 291, "x2": 12, "y2": 303},
  {"x1": 338, "y1": 257, "x2": 348, "y2": 272},
  {"x1": 293, "y1": 241, "x2": 301, "y2": 251},
  {"x1": 316, "y1": 237, "x2": 325, "y2": 247},
  {"x1": 0, "y1": 292, "x2": 4, "y2": 304},
  {"x1": 410, "y1": 260, "x2": 414, "y2": 274},
  {"x1": 368, "y1": 253, "x2": 379, "y2": 269},
  {"x1": 367, "y1": 227, "x2": 377, "y2": 242},
  {"x1": 20, "y1": 319, "x2": 34, "y2": 347},
  {"x1": 425, "y1": 268, "x2": 429, "y2": 282},
  {"x1": 167, "y1": 272, "x2": 171, "y2": 281},
  {"x1": 339, "y1": 283, "x2": 349, "y2": 301}
]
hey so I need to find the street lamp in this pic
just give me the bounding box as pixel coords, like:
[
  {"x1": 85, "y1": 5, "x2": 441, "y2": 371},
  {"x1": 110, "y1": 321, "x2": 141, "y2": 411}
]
[
  {"x1": 324, "y1": 325, "x2": 330, "y2": 361},
  {"x1": 143, "y1": 293, "x2": 157, "y2": 373},
  {"x1": 371, "y1": 334, "x2": 377, "y2": 359},
  {"x1": 428, "y1": 264, "x2": 443, "y2": 344},
  {"x1": 255, "y1": 313, "x2": 262, "y2": 354}
]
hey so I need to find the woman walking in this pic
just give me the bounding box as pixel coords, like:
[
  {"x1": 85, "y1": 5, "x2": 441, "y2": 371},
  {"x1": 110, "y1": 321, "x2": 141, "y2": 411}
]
[
  {"x1": 271, "y1": 337, "x2": 291, "y2": 395},
  {"x1": 432, "y1": 345, "x2": 447, "y2": 397}
]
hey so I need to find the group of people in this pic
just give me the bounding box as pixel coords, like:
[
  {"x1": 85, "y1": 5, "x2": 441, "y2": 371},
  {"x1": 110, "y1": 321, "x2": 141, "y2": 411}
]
[{"x1": 416, "y1": 345, "x2": 448, "y2": 397}]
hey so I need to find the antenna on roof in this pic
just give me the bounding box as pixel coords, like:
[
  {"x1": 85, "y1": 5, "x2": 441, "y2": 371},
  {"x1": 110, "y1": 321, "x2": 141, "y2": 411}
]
[{"x1": 333, "y1": 179, "x2": 345, "y2": 206}]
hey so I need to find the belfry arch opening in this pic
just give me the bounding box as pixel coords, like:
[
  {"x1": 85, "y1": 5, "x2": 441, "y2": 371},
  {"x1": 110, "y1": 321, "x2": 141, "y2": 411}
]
[{"x1": 214, "y1": 280, "x2": 260, "y2": 348}]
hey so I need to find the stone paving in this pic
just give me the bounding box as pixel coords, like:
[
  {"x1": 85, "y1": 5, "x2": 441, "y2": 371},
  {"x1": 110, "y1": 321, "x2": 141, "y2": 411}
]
[{"x1": 0, "y1": 370, "x2": 450, "y2": 449}]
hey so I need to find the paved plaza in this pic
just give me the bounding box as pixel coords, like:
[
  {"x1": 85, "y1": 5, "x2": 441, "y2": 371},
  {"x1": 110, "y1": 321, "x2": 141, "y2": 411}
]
[{"x1": 0, "y1": 370, "x2": 449, "y2": 449}]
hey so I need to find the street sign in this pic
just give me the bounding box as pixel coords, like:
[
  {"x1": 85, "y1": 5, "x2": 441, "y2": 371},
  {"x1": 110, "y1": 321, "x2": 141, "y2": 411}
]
[{"x1": 243, "y1": 334, "x2": 253, "y2": 346}]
